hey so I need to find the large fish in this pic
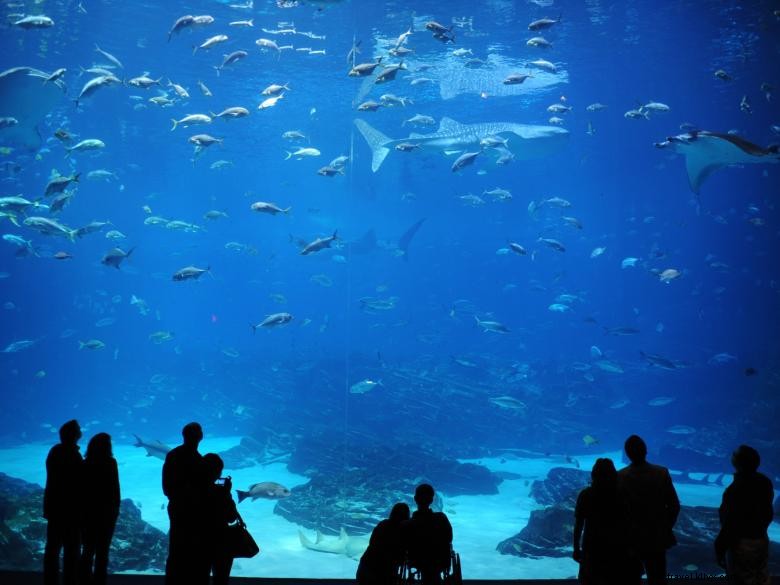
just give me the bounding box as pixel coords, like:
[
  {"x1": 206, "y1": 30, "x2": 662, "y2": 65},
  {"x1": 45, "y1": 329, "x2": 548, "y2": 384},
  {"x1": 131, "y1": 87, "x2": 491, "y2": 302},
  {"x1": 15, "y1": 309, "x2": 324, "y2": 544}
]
[
  {"x1": 654, "y1": 131, "x2": 780, "y2": 193},
  {"x1": 133, "y1": 435, "x2": 171, "y2": 460},
  {"x1": 298, "y1": 527, "x2": 368, "y2": 559},
  {"x1": 354, "y1": 117, "x2": 568, "y2": 172}
]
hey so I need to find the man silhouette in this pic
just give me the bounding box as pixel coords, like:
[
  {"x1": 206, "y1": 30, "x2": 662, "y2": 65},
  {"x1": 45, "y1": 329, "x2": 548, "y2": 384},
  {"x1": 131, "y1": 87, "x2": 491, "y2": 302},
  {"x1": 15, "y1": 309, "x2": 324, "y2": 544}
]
[
  {"x1": 715, "y1": 445, "x2": 774, "y2": 583},
  {"x1": 162, "y1": 422, "x2": 206, "y2": 585},
  {"x1": 618, "y1": 435, "x2": 680, "y2": 585},
  {"x1": 43, "y1": 419, "x2": 83, "y2": 585},
  {"x1": 402, "y1": 484, "x2": 453, "y2": 585}
]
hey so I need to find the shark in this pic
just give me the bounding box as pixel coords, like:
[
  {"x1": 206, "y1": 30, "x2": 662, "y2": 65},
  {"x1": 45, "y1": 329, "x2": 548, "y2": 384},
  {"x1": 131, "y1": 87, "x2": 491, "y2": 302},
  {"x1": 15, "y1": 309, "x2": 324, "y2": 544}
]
[
  {"x1": 298, "y1": 527, "x2": 368, "y2": 559},
  {"x1": 133, "y1": 434, "x2": 172, "y2": 460},
  {"x1": 654, "y1": 130, "x2": 780, "y2": 193},
  {"x1": 354, "y1": 117, "x2": 568, "y2": 172}
]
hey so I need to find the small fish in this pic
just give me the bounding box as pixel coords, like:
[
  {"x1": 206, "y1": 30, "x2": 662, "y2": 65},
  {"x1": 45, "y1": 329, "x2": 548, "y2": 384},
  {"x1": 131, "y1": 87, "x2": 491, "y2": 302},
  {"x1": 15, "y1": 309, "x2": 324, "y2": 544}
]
[
  {"x1": 173, "y1": 265, "x2": 210, "y2": 281},
  {"x1": 349, "y1": 379, "x2": 382, "y2": 394},
  {"x1": 648, "y1": 396, "x2": 676, "y2": 407},
  {"x1": 475, "y1": 316, "x2": 509, "y2": 334},
  {"x1": 251, "y1": 313, "x2": 293, "y2": 331},
  {"x1": 537, "y1": 237, "x2": 565, "y2": 252}
]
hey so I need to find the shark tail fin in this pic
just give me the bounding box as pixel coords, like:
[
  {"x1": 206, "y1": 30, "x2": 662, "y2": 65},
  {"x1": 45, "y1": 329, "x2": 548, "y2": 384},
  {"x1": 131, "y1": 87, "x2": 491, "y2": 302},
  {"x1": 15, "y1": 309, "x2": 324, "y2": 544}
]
[
  {"x1": 298, "y1": 530, "x2": 313, "y2": 548},
  {"x1": 236, "y1": 489, "x2": 249, "y2": 503},
  {"x1": 354, "y1": 119, "x2": 391, "y2": 172}
]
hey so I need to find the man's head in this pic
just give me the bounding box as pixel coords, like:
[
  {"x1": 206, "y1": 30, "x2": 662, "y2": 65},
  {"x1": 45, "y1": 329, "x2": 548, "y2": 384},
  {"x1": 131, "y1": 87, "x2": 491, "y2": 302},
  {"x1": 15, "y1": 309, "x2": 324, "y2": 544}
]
[
  {"x1": 59, "y1": 419, "x2": 81, "y2": 445},
  {"x1": 182, "y1": 422, "x2": 203, "y2": 447},
  {"x1": 414, "y1": 483, "x2": 435, "y2": 509},
  {"x1": 624, "y1": 434, "x2": 647, "y2": 464},
  {"x1": 731, "y1": 444, "x2": 760, "y2": 473}
]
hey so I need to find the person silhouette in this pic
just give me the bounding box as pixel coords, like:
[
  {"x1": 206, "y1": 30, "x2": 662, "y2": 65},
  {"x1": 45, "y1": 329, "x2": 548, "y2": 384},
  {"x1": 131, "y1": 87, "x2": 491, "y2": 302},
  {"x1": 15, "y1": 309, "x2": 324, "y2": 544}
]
[
  {"x1": 402, "y1": 484, "x2": 453, "y2": 585},
  {"x1": 202, "y1": 453, "x2": 238, "y2": 585},
  {"x1": 162, "y1": 422, "x2": 207, "y2": 585},
  {"x1": 43, "y1": 419, "x2": 83, "y2": 585},
  {"x1": 573, "y1": 458, "x2": 640, "y2": 585},
  {"x1": 357, "y1": 502, "x2": 410, "y2": 585},
  {"x1": 618, "y1": 435, "x2": 680, "y2": 585},
  {"x1": 715, "y1": 445, "x2": 774, "y2": 583},
  {"x1": 79, "y1": 432, "x2": 120, "y2": 585}
]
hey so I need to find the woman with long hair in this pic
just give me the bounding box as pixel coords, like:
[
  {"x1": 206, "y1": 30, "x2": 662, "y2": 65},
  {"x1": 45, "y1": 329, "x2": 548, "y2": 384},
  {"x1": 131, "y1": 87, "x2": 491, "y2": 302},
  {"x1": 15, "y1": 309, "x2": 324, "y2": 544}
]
[{"x1": 79, "y1": 432, "x2": 120, "y2": 585}]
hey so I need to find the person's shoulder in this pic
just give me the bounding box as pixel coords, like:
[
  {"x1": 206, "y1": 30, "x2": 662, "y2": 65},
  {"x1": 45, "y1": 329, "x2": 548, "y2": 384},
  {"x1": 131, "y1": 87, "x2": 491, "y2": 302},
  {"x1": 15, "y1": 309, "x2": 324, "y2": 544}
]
[
  {"x1": 577, "y1": 485, "x2": 594, "y2": 500},
  {"x1": 756, "y1": 472, "x2": 774, "y2": 490},
  {"x1": 165, "y1": 445, "x2": 183, "y2": 458},
  {"x1": 648, "y1": 462, "x2": 671, "y2": 477}
]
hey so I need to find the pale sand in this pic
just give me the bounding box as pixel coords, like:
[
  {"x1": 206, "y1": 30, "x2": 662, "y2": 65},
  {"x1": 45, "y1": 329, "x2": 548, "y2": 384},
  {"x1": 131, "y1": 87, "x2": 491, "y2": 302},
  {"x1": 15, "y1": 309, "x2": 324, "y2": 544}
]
[{"x1": 1, "y1": 439, "x2": 772, "y2": 579}]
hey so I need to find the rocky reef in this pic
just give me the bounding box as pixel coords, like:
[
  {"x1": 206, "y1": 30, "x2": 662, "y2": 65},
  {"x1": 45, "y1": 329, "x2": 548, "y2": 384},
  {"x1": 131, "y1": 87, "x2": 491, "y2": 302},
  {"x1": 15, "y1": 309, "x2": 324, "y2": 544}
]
[
  {"x1": 0, "y1": 472, "x2": 167, "y2": 573},
  {"x1": 496, "y1": 466, "x2": 780, "y2": 576},
  {"x1": 273, "y1": 434, "x2": 501, "y2": 535}
]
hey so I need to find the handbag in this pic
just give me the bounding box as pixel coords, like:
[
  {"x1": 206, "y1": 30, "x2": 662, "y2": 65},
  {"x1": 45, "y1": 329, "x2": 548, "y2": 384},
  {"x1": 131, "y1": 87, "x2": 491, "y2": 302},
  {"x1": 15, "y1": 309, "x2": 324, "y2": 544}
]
[{"x1": 227, "y1": 513, "x2": 260, "y2": 558}]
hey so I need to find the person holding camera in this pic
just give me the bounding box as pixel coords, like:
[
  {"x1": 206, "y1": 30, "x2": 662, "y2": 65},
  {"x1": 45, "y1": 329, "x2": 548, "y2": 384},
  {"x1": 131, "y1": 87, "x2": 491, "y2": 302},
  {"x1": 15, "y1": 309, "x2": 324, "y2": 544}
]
[{"x1": 202, "y1": 453, "x2": 239, "y2": 585}]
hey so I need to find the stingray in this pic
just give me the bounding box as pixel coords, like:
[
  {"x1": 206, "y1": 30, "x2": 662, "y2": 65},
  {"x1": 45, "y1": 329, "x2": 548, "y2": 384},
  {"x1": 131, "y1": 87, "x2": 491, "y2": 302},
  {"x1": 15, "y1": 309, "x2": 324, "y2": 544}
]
[
  {"x1": 655, "y1": 130, "x2": 780, "y2": 193},
  {"x1": 346, "y1": 228, "x2": 377, "y2": 255},
  {"x1": 0, "y1": 67, "x2": 66, "y2": 152},
  {"x1": 398, "y1": 218, "x2": 426, "y2": 261}
]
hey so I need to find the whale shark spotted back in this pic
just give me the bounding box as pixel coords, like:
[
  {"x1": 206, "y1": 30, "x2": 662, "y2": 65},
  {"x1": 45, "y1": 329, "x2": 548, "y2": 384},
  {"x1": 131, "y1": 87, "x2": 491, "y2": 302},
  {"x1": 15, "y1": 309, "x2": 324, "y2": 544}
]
[{"x1": 354, "y1": 117, "x2": 568, "y2": 172}]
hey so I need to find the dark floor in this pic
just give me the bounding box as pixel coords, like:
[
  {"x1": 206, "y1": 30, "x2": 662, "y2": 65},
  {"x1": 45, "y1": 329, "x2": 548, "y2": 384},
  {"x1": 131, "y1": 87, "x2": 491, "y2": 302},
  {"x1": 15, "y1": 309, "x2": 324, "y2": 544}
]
[{"x1": 4, "y1": 573, "x2": 780, "y2": 585}]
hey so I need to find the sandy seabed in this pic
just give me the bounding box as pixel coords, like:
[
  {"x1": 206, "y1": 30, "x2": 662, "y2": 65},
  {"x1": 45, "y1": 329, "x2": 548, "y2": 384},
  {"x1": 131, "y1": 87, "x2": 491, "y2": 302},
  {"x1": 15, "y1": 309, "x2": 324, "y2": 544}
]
[{"x1": 2, "y1": 436, "x2": 775, "y2": 579}]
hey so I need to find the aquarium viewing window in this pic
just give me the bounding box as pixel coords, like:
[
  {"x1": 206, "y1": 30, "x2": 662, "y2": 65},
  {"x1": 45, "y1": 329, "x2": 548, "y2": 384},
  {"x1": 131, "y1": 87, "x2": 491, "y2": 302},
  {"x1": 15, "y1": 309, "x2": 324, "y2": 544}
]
[{"x1": 0, "y1": 0, "x2": 778, "y2": 580}]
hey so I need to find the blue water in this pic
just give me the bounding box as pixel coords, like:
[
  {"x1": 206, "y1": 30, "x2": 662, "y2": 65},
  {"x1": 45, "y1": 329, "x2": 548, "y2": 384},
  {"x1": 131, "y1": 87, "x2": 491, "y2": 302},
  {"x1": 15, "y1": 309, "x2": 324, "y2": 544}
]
[{"x1": 1, "y1": 0, "x2": 779, "y2": 578}]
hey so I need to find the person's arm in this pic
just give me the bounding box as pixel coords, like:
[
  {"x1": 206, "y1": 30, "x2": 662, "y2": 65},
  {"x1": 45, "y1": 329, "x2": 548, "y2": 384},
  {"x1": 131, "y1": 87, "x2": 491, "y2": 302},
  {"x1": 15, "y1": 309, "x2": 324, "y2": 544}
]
[
  {"x1": 573, "y1": 490, "x2": 585, "y2": 562},
  {"x1": 714, "y1": 486, "x2": 733, "y2": 567},
  {"x1": 111, "y1": 459, "x2": 121, "y2": 517},
  {"x1": 761, "y1": 477, "x2": 774, "y2": 530},
  {"x1": 162, "y1": 454, "x2": 171, "y2": 498},
  {"x1": 664, "y1": 469, "x2": 681, "y2": 528}
]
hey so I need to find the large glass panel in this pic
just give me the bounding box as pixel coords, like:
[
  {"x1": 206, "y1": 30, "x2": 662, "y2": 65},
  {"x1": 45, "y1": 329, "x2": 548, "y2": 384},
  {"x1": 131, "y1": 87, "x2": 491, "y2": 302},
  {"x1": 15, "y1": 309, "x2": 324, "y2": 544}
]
[{"x1": 1, "y1": 0, "x2": 778, "y2": 579}]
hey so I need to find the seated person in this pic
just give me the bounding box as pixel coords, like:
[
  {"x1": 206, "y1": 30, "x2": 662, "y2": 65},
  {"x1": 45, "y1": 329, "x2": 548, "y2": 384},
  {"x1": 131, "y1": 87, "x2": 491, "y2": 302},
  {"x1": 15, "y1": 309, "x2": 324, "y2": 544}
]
[
  {"x1": 357, "y1": 502, "x2": 410, "y2": 585},
  {"x1": 402, "y1": 484, "x2": 453, "y2": 585}
]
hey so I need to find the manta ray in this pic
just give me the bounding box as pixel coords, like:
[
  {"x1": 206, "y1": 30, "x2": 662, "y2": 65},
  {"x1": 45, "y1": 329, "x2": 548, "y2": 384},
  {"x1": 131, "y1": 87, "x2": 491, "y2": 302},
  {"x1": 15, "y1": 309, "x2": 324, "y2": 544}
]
[
  {"x1": 354, "y1": 117, "x2": 568, "y2": 172},
  {"x1": 654, "y1": 130, "x2": 780, "y2": 193},
  {"x1": 298, "y1": 527, "x2": 368, "y2": 559}
]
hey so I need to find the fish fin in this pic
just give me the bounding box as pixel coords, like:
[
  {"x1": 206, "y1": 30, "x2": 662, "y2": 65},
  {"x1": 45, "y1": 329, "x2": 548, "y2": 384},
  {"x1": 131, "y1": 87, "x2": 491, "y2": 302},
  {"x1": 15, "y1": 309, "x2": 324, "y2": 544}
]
[
  {"x1": 438, "y1": 117, "x2": 462, "y2": 133},
  {"x1": 685, "y1": 151, "x2": 721, "y2": 194},
  {"x1": 353, "y1": 119, "x2": 391, "y2": 172}
]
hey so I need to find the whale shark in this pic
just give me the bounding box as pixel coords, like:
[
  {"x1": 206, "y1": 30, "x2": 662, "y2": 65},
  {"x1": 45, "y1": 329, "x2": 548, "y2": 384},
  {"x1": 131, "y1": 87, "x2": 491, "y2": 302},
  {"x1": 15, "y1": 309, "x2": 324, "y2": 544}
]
[
  {"x1": 354, "y1": 117, "x2": 568, "y2": 172},
  {"x1": 298, "y1": 527, "x2": 368, "y2": 559},
  {"x1": 654, "y1": 130, "x2": 780, "y2": 193}
]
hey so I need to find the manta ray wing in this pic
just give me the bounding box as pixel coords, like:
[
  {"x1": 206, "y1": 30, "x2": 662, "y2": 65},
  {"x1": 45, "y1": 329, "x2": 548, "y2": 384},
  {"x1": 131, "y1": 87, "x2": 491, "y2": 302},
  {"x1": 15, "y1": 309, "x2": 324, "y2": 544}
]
[
  {"x1": 0, "y1": 67, "x2": 66, "y2": 151},
  {"x1": 681, "y1": 133, "x2": 779, "y2": 193}
]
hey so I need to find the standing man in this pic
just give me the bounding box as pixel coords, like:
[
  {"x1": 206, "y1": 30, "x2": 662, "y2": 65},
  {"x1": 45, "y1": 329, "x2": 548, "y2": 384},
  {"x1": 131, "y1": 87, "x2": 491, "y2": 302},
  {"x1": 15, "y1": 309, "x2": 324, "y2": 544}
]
[
  {"x1": 162, "y1": 422, "x2": 206, "y2": 585},
  {"x1": 618, "y1": 435, "x2": 680, "y2": 585},
  {"x1": 43, "y1": 419, "x2": 84, "y2": 585},
  {"x1": 715, "y1": 445, "x2": 774, "y2": 583}
]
